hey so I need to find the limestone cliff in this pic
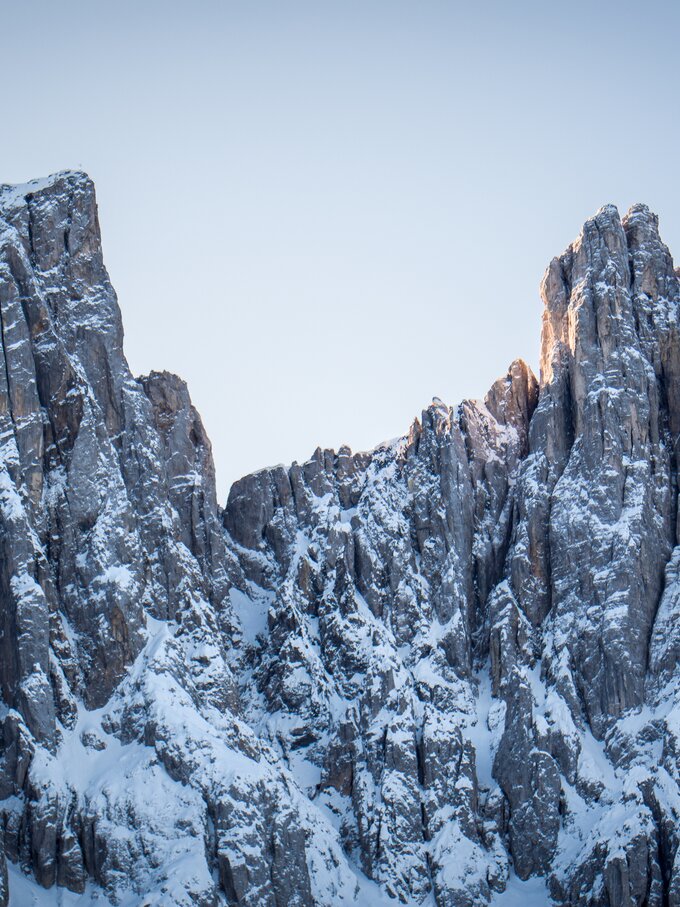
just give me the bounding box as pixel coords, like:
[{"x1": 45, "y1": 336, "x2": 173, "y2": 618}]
[{"x1": 1, "y1": 173, "x2": 679, "y2": 906}]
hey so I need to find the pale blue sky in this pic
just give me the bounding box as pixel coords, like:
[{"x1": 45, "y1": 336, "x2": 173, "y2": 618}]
[{"x1": 3, "y1": 1, "x2": 680, "y2": 495}]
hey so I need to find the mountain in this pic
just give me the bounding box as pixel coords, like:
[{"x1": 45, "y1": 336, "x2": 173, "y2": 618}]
[{"x1": 1, "y1": 172, "x2": 679, "y2": 906}]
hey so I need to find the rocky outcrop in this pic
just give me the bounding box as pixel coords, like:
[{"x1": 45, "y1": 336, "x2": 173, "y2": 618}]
[
  {"x1": 2, "y1": 172, "x2": 680, "y2": 906},
  {"x1": 0, "y1": 173, "x2": 355, "y2": 906},
  {"x1": 222, "y1": 370, "x2": 536, "y2": 903}
]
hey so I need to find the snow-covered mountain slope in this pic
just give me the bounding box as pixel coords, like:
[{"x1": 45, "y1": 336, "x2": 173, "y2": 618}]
[{"x1": 1, "y1": 173, "x2": 680, "y2": 906}]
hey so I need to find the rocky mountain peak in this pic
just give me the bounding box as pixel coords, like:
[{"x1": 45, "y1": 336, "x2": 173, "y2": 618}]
[{"x1": 2, "y1": 175, "x2": 680, "y2": 906}]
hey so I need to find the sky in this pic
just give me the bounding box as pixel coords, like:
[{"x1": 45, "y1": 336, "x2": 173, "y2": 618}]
[{"x1": 2, "y1": 0, "x2": 680, "y2": 497}]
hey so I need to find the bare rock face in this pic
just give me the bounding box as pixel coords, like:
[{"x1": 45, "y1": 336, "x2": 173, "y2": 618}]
[
  {"x1": 490, "y1": 203, "x2": 680, "y2": 901},
  {"x1": 2, "y1": 174, "x2": 680, "y2": 907}
]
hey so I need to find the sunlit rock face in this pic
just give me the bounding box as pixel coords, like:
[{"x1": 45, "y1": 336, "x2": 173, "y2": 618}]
[{"x1": 2, "y1": 174, "x2": 680, "y2": 907}]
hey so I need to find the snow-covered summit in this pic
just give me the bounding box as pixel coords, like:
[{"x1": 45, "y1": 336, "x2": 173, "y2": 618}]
[{"x1": 0, "y1": 169, "x2": 92, "y2": 209}]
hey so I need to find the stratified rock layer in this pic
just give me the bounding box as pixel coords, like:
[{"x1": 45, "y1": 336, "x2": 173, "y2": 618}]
[{"x1": 2, "y1": 174, "x2": 680, "y2": 907}]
